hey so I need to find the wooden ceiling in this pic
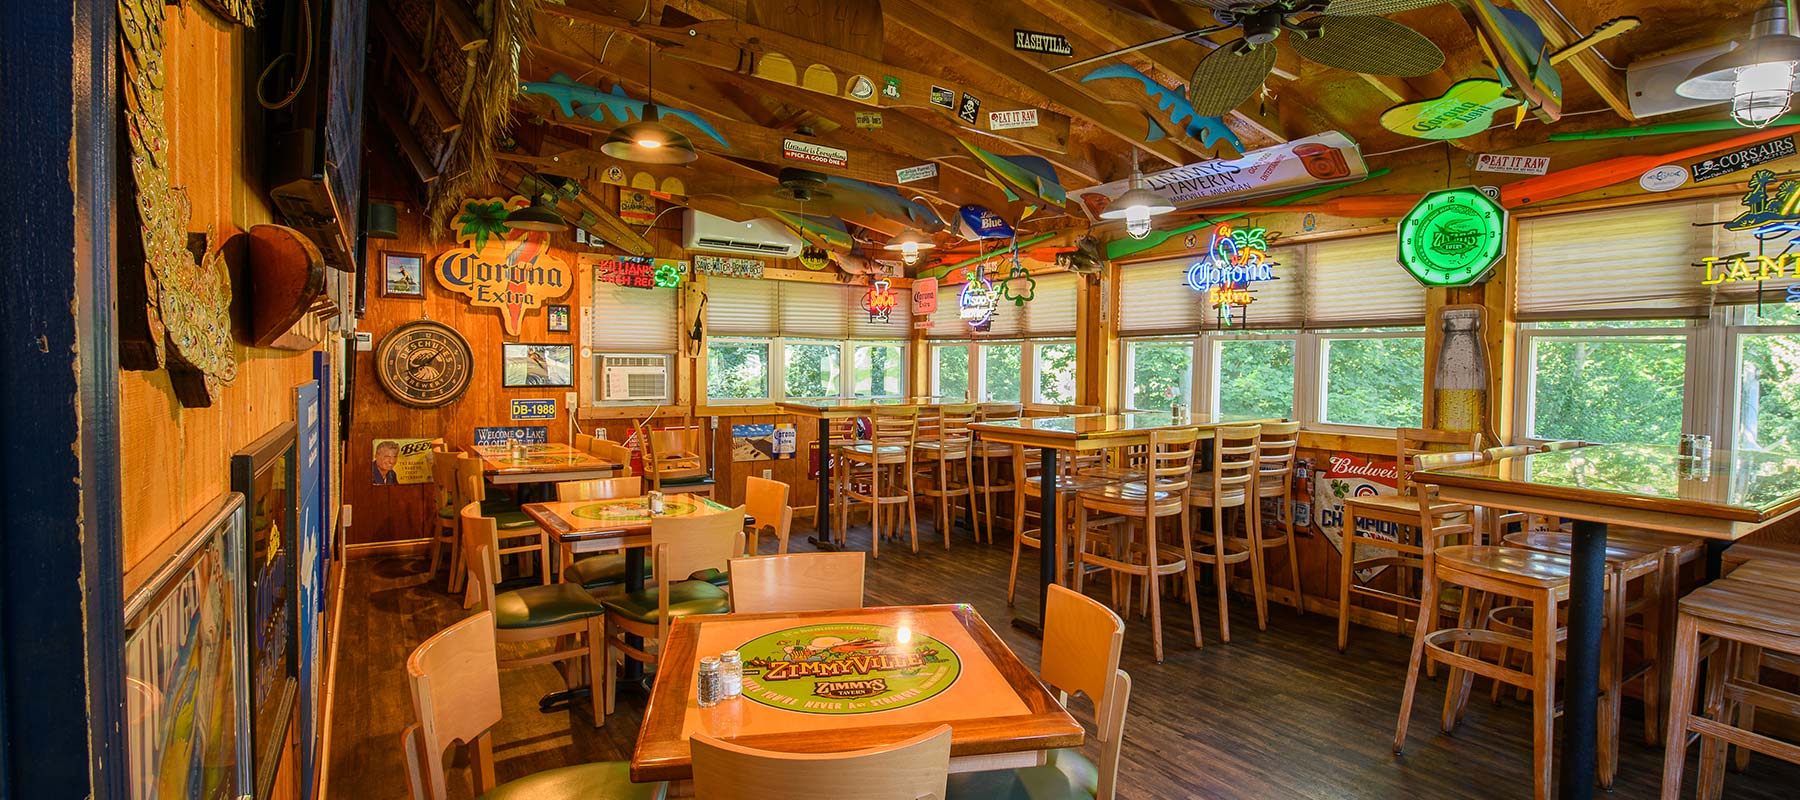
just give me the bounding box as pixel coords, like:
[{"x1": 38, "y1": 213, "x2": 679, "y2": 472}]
[{"x1": 371, "y1": 0, "x2": 1772, "y2": 252}]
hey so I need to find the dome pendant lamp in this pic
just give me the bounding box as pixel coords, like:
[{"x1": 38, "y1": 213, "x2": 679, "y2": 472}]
[
  {"x1": 505, "y1": 193, "x2": 569, "y2": 232},
  {"x1": 1678, "y1": 0, "x2": 1800, "y2": 128},
  {"x1": 1099, "y1": 154, "x2": 1175, "y2": 240},
  {"x1": 600, "y1": 47, "x2": 699, "y2": 164}
]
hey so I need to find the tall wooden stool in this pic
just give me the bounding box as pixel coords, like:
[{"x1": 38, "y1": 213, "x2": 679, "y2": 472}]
[
  {"x1": 1073, "y1": 428, "x2": 1200, "y2": 661},
  {"x1": 1252, "y1": 421, "x2": 1305, "y2": 625},
  {"x1": 915, "y1": 403, "x2": 979, "y2": 548},
  {"x1": 972, "y1": 402, "x2": 1024, "y2": 544},
  {"x1": 839, "y1": 407, "x2": 919, "y2": 558},
  {"x1": 1187, "y1": 424, "x2": 1261, "y2": 645},
  {"x1": 1337, "y1": 428, "x2": 1483, "y2": 653},
  {"x1": 825, "y1": 416, "x2": 865, "y2": 548},
  {"x1": 1395, "y1": 545, "x2": 1572, "y2": 800},
  {"x1": 1008, "y1": 446, "x2": 1112, "y2": 606},
  {"x1": 1699, "y1": 560, "x2": 1800, "y2": 776}
]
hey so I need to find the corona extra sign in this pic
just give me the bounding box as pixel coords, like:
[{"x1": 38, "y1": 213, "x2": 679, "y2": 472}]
[
  {"x1": 1185, "y1": 223, "x2": 1274, "y2": 293},
  {"x1": 433, "y1": 196, "x2": 573, "y2": 336}
]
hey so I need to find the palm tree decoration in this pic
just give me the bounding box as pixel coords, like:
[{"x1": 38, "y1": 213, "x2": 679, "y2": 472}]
[{"x1": 456, "y1": 198, "x2": 517, "y2": 251}]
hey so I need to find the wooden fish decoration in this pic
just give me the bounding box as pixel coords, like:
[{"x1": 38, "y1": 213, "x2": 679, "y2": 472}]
[
  {"x1": 771, "y1": 211, "x2": 856, "y2": 250},
  {"x1": 520, "y1": 73, "x2": 732, "y2": 150},
  {"x1": 1079, "y1": 65, "x2": 1243, "y2": 152},
  {"x1": 958, "y1": 141, "x2": 1067, "y2": 218}
]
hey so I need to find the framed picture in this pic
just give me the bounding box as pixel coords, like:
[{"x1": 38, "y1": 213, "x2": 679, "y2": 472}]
[
  {"x1": 124, "y1": 492, "x2": 252, "y2": 800},
  {"x1": 231, "y1": 422, "x2": 300, "y2": 799},
  {"x1": 502, "y1": 342, "x2": 575, "y2": 388},
  {"x1": 380, "y1": 251, "x2": 425, "y2": 298},
  {"x1": 546, "y1": 303, "x2": 571, "y2": 333}
]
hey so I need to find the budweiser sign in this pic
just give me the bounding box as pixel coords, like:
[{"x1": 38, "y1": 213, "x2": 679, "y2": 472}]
[{"x1": 1325, "y1": 455, "x2": 1399, "y2": 481}]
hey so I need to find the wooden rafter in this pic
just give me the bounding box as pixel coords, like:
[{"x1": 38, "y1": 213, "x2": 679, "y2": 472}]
[
  {"x1": 1508, "y1": 0, "x2": 1636, "y2": 121},
  {"x1": 372, "y1": 2, "x2": 460, "y2": 133}
]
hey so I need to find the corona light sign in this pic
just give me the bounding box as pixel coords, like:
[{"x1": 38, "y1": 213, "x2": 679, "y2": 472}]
[{"x1": 433, "y1": 196, "x2": 573, "y2": 336}]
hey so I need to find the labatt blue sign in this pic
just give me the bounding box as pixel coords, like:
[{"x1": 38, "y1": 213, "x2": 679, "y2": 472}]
[{"x1": 433, "y1": 196, "x2": 573, "y2": 336}]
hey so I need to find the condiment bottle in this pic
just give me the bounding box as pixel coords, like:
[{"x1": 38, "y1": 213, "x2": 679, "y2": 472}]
[
  {"x1": 719, "y1": 650, "x2": 743, "y2": 698},
  {"x1": 648, "y1": 490, "x2": 665, "y2": 515},
  {"x1": 697, "y1": 656, "x2": 723, "y2": 708}
]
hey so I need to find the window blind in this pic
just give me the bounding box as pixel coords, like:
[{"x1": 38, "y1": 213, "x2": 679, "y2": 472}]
[
  {"x1": 1305, "y1": 235, "x2": 1425, "y2": 328},
  {"x1": 1516, "y1": 199, "x2": 1718, "y2": 320},
  {"x1": 925, "y1": 271, "x2": 1078, "y2": 338},
  {"x1": 590, "y1": 279, "x2": 677, "y2": 352},
  {"x1": 703, "y1": 278, "x2": 911, "y2": 339},
  {"x1": 704, "y1": 277, "x2": 778, "y2": 335},
  {"x1": 1116, "y1": 244, "x2": 1305, "y2": 334}
]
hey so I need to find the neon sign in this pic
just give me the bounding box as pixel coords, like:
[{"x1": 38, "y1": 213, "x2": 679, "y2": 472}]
[
  {"x1": 1396, "y1": 187, "x2": 1505, "y2": 287},
  {"x1": 959, "y1": 267, "x2": 998, "y2": 331},
  {"x1": 863, "y1": 278, "x2": 898, "y2": 322},
  {"x1": 1185, "y1": 223, "x2": 1274, "y2": 292},
  {"x1": 1725, "y1": 169, "x2": 1800, "y2": 240},
  {"x1": 1701, "y1": 252, "x2": 1797, "y2": 286}
]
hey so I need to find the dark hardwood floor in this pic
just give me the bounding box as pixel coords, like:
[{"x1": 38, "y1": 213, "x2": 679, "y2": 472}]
[{"x1": 329, "y1": 521, "x2": 1800, "y2": 799}]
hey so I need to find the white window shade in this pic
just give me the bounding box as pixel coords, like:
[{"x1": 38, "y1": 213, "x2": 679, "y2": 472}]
[
  {"x1": 1022, "y1": 272, "x2": 1080, "y2": 336},
  {"x1": 778, "y1": 281, "x2": 849, "y2": 339},
  {"x1": 925, "y1": 281, "x2": 968, "y2": 338},
  {"x1": 1306, "y1": 235, "x2": 1425, "y2": 328},
  {"x1": 704, "y1": 277, "x2": 779, "y2": 336},
  {"x1": 705, "y1": 278, "x2": 911, "y2": 339},
  {"x1": 1118, "y1": 258, "x2": 1202, "y2": 335},
  {"x1": 591, "y1": 278, "x2": 677, "y2": 352},
  {"x1": 927, "y1": 270, "x2": 1075, "y2": 338},
  {"x1": 1241, "y1": 244, "x2": 1303, "y2": 329},
  {"x1": 1517, "y1": 199, "x2": 1719, "y2": 320}
]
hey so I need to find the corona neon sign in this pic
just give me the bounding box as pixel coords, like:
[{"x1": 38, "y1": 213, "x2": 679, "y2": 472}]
[
  {"x1": 863, "y1": 278, "x2": 898, "y2": 322},
  {"x1": 1186, "y1": 223, "x2": 1274, "y2": 293}
]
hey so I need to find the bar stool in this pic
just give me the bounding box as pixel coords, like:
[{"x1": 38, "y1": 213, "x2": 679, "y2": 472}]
[
  {"x1": 1008, "y1": 442, "x2": 1115, "y2": 605},
  {"x1": 641, "y1": 421, "x2": 715, "y2": 496},
  {"x1": 1660, "y1": 574, "x2": 1800, "y2": 799},
  {"x1": 826, "y1": 416, "x2": 866, "y2": 548},
  {"x1": 973, "y1": 402, "x2": 1024, "y2": 544},
  {"x1": 839, "y1": 407, "x2": 919, "y2": 558},
  {"x1": 1700, "y1": 559, "x2": 1800, "y2": 776},
  {"x1": 915, "y1": 403, "x2": 979, "y2": 548},
  {"x1": 1187, "y1": 424, "x2": 1261, "y2": 644},
  {"x1": 1395, "y1": 544, "x2": 1571, "y2": 800},
  {"x1": 1073, "y1": 428, "x2": 1200, "y2": 661},
  {"x1": 1337, "y1": 428, "x2": 1483, "y2": 653},
  {"x1": 1251, "y1": 421, "x2": 1305, "y2": 625}
]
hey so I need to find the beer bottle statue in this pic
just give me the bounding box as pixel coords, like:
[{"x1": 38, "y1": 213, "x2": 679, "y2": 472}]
[{"x1": 1433, "y1": 307, "x2": 1488, "y2": 435}]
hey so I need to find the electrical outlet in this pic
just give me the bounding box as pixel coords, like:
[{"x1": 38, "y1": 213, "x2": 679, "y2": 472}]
[
  {"x1": 564, "y1": 391, "x2": 578, "y2": 407},
  {"x1": 762, "y1": 469, "x2": 773, "y2": 480}
]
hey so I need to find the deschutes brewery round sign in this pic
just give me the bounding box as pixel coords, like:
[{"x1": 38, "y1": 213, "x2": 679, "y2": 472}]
[
  {"x1": 374, "y1": 321, "x2": 474, "y2": 408},
  {"x1": 738, "y1": 623, "x2": 961, "y2": 715},
  {"x1": 1396, "y1": 187, "x2": 1506, "y2": 287}
]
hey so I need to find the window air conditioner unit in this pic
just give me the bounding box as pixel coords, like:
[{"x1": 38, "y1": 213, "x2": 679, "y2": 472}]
[
  {"x1": 600, "y1": 354, "x2": 671, "y2": 403},
  {"x1": 682, "y1": 209, "x2": 804, "y2": 258}
]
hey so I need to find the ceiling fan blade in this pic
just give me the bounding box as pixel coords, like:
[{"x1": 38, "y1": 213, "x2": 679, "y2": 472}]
[
  {"x1": 1288, "y1": 15, "x2": 1444, "y2": 77},
  {"x1": 1319, "y1": 0, "x2": 1447, "y2": 15},
  {"x1": 1187, "y1": 40, "x2": 1277, "y2": 117},
  {"x1": 1046, "y1": 24, "x2": 1233, "y2": 74}
]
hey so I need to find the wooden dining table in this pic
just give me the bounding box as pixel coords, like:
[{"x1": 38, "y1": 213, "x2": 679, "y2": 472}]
[
  {"x1": 465, "y1": 442, "x2": 618, "y2": 485},
  {"x1": 777, "y1": 397, "x2": 963, "y2": 552},
  {"x1": 967, "y1": 411, "x2": 1282, "y2": 635},
  {"x1": 1412, "y1": 443, "x2": 1800, "y2": 800},
  {"x1": 630, "y1": 603, "x2": 1084, "y2": 784}
]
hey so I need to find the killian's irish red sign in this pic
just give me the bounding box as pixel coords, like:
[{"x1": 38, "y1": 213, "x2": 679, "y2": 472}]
[{"x1": 433, "y1": 196, "x2": 573, "y2": 336}]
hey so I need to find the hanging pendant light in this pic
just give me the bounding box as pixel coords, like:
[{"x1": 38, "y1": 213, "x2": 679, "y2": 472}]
[
  {"x1": 1099, "y1": 156, "x2": 1175, "y2": 240},
  {"x1": 1678, "y1": 0, "x2": 1800, "y2": 128},
  {"x1": 600, "y1": 47, "x2": 700, "y2": 163},
  {"x1": 505, "y1": 193, "x2": 568, "y2": 232},
  {"x1": 883, "y1": 229, "x2": 936, "y2": 265}
]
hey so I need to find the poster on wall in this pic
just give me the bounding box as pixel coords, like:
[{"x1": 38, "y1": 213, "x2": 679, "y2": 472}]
[
  {"x1": 231, "y1": 423, "x2": 300, "y2": 799},
  {"x1": 1311, "y1": 453, "x2": 1400, "y2": 582},
  {"x1": 732, "y1": 423, "x2": 796, "y2": 462},
  {"x1": 474, "y1": 425, "x2": 549, "y2": 446},
  {"x1": 124, "y1": 493, "x2": 252, "y2": 800},
  {"x1": 502, "y1": 342, "x2": 575, "y2": 387},
  {"x1": 1075, "y1": 133, "x2": 1368, "y2": 221},
  {"x1": 292, "y1": 381, "x2": 325, "y2": 800},
  {"x1": 312, "y1": 351, "x2": 334, "y2": 589},
  {"x1": 370, "y1": 438, "x2": 434, "y2": 485}
]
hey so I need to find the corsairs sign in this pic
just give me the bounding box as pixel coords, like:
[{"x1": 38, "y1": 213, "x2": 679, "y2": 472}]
[{"x1": 433, "y1": 196, "x2": 574, "y2": 336}]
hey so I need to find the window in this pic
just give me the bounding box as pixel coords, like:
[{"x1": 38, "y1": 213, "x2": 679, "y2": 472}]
[
  {"x1": 1737, "y1": 326, "x2": 1800, "y2": 451},
  {"x1": 1035, "y1": 342, "x2": 1077, "y2": 404},
  {"x1": 1214, "y1": 337, "x2": 1294, "y2": 419},
  {"x1": 783, "y1": 341, "x2": 842, "y2": 399},
  {"x1": 982, "y1": 344, "x2": 1023, "y2": 402},
  {"x1": 707, "y1": 338, "x2": 769, "y2": 400},
  {"x1": 1126, "y1": 340, "x2": 1193, "y2": 412},
  {"x1": 1520, "y1": 321, "x2": 1688, "y2": 445},
  {"x1": 853, "y1": 342, "x2": 903, "y2": 398},
  {"x1": 934, "y1": 345, "x2": 969, "y2": 401},
  {"x1": 1319, "y1": 332, "x2": 1424, "y2": 428}
]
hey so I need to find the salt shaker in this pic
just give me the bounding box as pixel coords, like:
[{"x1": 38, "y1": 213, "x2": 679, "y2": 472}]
[
  {"x1": 719, "y1": 650, "x2": 743, "y2": 698},
  {"x1": 648, "y1": 490, "x2": 666, "y2": 515},
  {"x1": 697, "y1": 656, "x2": 723, "y2": 708}
]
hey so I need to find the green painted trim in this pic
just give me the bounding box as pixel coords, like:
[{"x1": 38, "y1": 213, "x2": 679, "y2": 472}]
[
  {"x1": 1548, "y1": 116, "x2": 1800, "y2": 141},
  {"x1": 916, "y1": 232, "x2": 1058, "y2": 280},
  {"x1": 1104, "y1": 169, "x2": 1393, "y2": 260}
]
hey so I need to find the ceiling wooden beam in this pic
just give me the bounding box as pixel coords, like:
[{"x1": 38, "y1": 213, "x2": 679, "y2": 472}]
[{"x1": 1508, "y1": 0, "x2": 1637, "y2": 121}]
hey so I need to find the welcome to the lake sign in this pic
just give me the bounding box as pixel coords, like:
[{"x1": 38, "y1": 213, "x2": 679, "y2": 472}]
[{"x1": 433, "y1": 195, "x2": 574, "y2": 336}]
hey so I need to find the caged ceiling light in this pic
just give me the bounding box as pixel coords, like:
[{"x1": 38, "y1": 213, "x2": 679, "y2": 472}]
[
  {"x1": 1678, "y1": 0, "x2": 1800, "y2": 128},
  {"x1": 883, "y1": 229, "x2": 936, "y2": 265},
  {"x1": 1099, "y1": 157, "x2": 1175, "y2": 240}
]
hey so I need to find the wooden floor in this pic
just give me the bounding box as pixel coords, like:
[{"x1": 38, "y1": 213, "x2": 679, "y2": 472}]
[{"x1": 329, "y1": 520, "x2": 1800, "y2": 799}]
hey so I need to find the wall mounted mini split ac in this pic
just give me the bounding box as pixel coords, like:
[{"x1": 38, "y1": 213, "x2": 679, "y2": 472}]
[
  {"x1": 681, "y1": 209, "x2": 804, "y2": 258},
  {"x1": 1626, "y1": 42, "x2": 1739, "y2": 118}
]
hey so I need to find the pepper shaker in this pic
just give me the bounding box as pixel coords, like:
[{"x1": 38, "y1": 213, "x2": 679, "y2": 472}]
[{"x1": 697, "y1": 656, "x2": 723, "y2": 708}]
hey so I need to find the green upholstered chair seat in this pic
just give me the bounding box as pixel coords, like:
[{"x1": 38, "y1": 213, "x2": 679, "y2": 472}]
[
  {"x1": 563, "y1": 554, "x2": 655, "y2": 588},
  {"x1": 478, "y1": 761, "x2": 666, "y2": 800},
  {"x1": 438, "y1": 503, "x2": 457, "y2": 520},
  {"x1": 658, "y1": 473, "x2": 714, "y2": 487},
  {"x1": 491, "y1": 509, "x2": 540, "y2": 531},
  {"x1": 479, "y1": 498, "x2": 522, "y2": 515},
  {"x1": 493, "y1": 583, "x2": 605, "y2": 630},
  {"x1": 944, "y1": 747, "x2": 1099, "y2": 800},
  {"x1": 601, "y1": 580, "x2": 730, "y2": 624},
  {"x1": 687, "y1": 567, "x2": 730, "y2": 587}
]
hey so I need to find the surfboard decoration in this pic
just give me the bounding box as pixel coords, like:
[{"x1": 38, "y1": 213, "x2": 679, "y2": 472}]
[
  {"x1": 1078, "y1": 64, "x2": 1243, "y2": 153},
  {"x1": 1075, "y1": 132, "x2": 1369, "y2": 222},
  {"x1": 1380, "y1": 79, "x2": 1521, "y2": 141},
  {"x1": 771, "y1": 211, "x2": 856, "y2": 250},
  {"x1": 520, "y1": 73, "x2": 733, "y2": 150},
  {"x1": 1448, "y1": 3, "x2": 1638, "y2": 131},
  {"x1": 958, "y1": 141, "x2": 1068, "y2": 219}
]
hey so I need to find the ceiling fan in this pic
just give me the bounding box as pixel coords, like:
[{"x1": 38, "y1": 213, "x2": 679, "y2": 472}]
[{"x1": 1050, "y1": 0, "x2": 1447, "y2": 117}]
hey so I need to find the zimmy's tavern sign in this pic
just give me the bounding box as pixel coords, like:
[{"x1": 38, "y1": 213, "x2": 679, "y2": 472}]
[{"x1": 434, "y1": 196, "x2": 573, "y2": 336}]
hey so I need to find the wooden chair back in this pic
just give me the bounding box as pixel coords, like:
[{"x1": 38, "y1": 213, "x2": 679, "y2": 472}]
[
  {"x1": 403, "y1": 609, "x2": 503, "y2": 799},
  {"x1": 431, "y1": 451, "x2": 459, "y2": 515},
  {"x1": 1041, "y1": 584, "x2": 1131, "y2": 800},
  {"x1": 575, "y1": 432, "x2": 595, "y2": 454},
  {"x1": 1209, "y1": 425, "x2": 1263, "y2": 499},
  {"x1": 728, "y1": 552, "x2": 866, "y2": 613},
  {"x1": 592, "y1": 439, "x2": 634, "y2": 475},
  {"x1": 1143, "y1": 428, "x2": 1200, "y2": 514},
  {"x1": 1256, "y1": 421, "x2": 1302, "y2": 482},
  {"x1": 1395, "y1": 428, "x2": 1483, "y2": 495},
  {"x1": 690, "y1": 724, "x2": 953, "y2": 800},
  {"x1": 977, "y1": 402, "x2": 1023, "y2": 421},
  {"x1": 827, "y1": 417, "x2": 863, "y2": 446},
  {"x1": 744, "y1": 475, "x2": 793, "y2": 554},
  {"x1": 454, "y1": 454, "x2": 487, "y2": 505},
  {"x1": 459, "y1": 507, "x2": 503, "y2": 612},
  {"x1": 556, "y1": 476, "x2": 643, "y2": 502},
  {"x1": 651, "y1": 509, "x2": 746, "y2": 641},
  {"x1": 931, "y1": 403, "x2": 977, "y2": 458},
  {"x1": 870, "y1": 406, "x2": 920, "y2": 448},
  {"x1": 1411, "y1": 450, "x2": 1485, "y2": 549},
  {"x1": 643, "y1": 422, "x2": 709, "y2": 487}
]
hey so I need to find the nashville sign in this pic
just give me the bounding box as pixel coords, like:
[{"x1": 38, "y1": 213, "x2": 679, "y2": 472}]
[{"x1": 433, "y1": 196, "x2": 573, "y2": 336}]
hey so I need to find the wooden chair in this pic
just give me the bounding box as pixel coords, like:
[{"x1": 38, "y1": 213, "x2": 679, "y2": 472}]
[
  {"x1": 593, "y1": 439, "x2": 635, "y2": 476},
  {"x1": 400, "y1": 610, "x2": 666, "y2": 800},
  {"x1": 1336, "y1": 428, "x2": 1483, "y2": 653},
  {"x1": 691, "y1": 724, "x2": 952, "y2": 800},
  {"x1": 555, "y1": 477, "x2": 647, "y2": 595},
  {"x1": 460, "y1": 508, "x2": 607, "y2": 726},
  {"x1": 459, "y1": 469, "x2": 550, "y2": 588},
  {"x1": 1187, "y1": 424, "x2": 1261, "y2": 645},
  {"x1": 598, "y1": 510, "x2": 742, "y2": 716},
  {"x1": 840, "y1": 407, "x2": 920, "y2": 558},
  {"x1": 428, "y1": 450, "x2": 460, "y2": 587},
  {"x1": 914, "y1": 403, "x2": 979, "y2": 548},
  {"x1": 1074, "y1": 427, "x2": 1201, "y2": 661},
  {"x1": 825, "y1": 416, "x2": 867, "y2": 548},
  {"x1": 973, "y1": 403, "x2": 1024, "y2": 545},
  {"x1": 1251, "y1": 421, "x2": 1305, "y2": 626},
  {"x1": 574, "y1": 432, "x2": 595, "y2": 454},
  {"x1": 728, "y1": 551, "x2": 865, "y2": 613},
  {"x1": 1009, "y1": 446, "x2": 1115, "y2": 606},
  {"x1": 1394, "y1": 544, "x2": 1570, "y2": 800},
  {"x1": 641, "y1": 422, "x2": 714, "y2": 496},
  {"x1": 946, "y1": 584, "x2": 1132, "y2": 800},
  {"x1": 743, "y1": 475, "x2": 793, "y2": 555},
  {"x1": 556, "y1": 476, "x2": 643, "y2": 502}
]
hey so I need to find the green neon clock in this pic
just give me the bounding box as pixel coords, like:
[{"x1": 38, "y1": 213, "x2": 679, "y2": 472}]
[{"x1": 1396, "y1": 187, "x2": 1507, "y2": 287}]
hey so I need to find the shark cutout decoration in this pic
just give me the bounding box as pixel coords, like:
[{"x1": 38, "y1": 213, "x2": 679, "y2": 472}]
[
  {"x1": 770, "y1": 211, "x2": 857, "y2": 250},
  {"x1": 520, "y1": 73, "x2": 733, "y2": 150},
  {"x1": 959, "y1": 141, "x2": 1067, "y2": 219},
  {"x1": 747, "y1": 174, "x2": 946, "y2": 234},
  {"x1": 1080, "y1": 65, "x2": 1243, "y2": 153}
]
